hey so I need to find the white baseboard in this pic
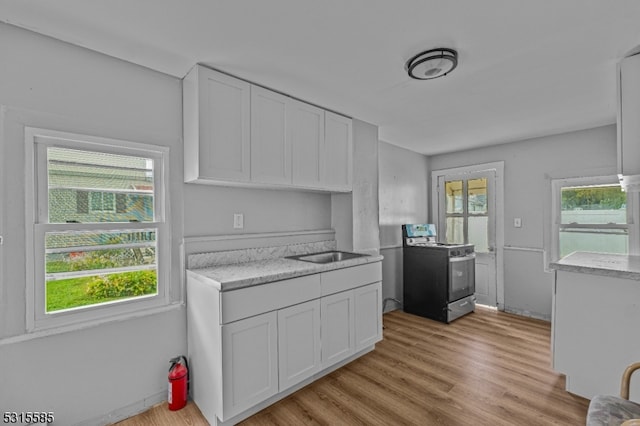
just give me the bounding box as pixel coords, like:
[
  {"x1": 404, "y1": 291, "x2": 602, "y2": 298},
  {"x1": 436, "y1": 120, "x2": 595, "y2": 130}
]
[
  {"x1": 74, "y1": 391, "x2": 165, "y2": 426},
  {"x1": 504, "y1": 306, "x2": 551, "y2": 322}
]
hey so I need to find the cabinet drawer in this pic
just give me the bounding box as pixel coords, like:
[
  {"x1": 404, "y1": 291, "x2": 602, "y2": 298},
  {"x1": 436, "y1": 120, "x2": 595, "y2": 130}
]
[
  {"x1": 220, "y1": 274, "x2": 321, "y2": 324},
  {"x1": 320, "y1": 262, "x2": 382, "y2": 296}
]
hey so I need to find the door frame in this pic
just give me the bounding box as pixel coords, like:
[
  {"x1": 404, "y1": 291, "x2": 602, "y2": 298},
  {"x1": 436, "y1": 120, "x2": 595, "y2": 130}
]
[{"x1": 431, "y1": 161, "x2": 505, "y2": 310}]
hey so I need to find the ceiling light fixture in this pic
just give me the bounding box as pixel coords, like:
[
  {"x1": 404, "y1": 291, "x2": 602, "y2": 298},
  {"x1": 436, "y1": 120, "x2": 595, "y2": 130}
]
[{"x1": 406, "y1": 48, "x2": 458, "y2": 80}]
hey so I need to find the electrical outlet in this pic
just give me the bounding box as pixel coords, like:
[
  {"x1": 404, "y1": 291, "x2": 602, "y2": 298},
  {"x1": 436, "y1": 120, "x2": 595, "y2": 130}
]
[
  {"x1": 514, "y1": 218, "x2": 522, "y2": 228},
  {"x1": 233, "y1": 213, "x2": 244, "y2": 229}
]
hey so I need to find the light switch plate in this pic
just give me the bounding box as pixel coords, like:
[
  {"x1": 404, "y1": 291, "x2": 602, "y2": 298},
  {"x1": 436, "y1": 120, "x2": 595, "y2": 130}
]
[
  {"x1": 514, "y1": 218, "x2": 522, "y2": 228},
  {"x1": 233, "y1": 213, "x2": 244, "y2": 229}
]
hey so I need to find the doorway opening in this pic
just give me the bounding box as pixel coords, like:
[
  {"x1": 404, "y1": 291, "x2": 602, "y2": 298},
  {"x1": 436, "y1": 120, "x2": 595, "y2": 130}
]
[{"x1": 432, "y1": 162, "x2": 504, "y2": 310}]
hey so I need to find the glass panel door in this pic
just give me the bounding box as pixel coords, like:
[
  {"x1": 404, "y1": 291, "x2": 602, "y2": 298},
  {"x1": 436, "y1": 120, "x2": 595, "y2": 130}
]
[
  {"x1": 444, "y1": 180, "x2": 464, "y2": 244},
  {"x1": 438, "y1": 169, "x2": 497, "y2": 307},
  {"x1": 468, "y1": 177, "x2": 488, "y2": 252},
  {"x1": 443, "y1": 177, "x2": 489, "y2": 251}
]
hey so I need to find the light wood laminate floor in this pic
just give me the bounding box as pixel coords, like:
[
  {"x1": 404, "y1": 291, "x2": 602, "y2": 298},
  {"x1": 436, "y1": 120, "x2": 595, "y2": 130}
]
[{"x1": 114, "y1": 307, "x2": 589, "y2": 425}]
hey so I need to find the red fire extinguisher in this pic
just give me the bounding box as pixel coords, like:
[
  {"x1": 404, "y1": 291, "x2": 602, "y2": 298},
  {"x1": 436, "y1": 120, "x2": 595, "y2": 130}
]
[{"x1": 168, "y1": 356, "x2": 189, "y2": 411}]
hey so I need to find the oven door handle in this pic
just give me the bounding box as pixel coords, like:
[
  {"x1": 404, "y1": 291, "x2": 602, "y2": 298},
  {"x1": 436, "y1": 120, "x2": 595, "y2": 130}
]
[{"x1": 449, "y1": 254, "x2": 475, "y2": 262}]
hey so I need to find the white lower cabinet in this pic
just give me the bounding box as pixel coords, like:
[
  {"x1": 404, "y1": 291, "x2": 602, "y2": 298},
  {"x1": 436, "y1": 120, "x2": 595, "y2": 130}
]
[
  {"x1": 221, "y1": 311, "x2": 278, "y2": 420},
  {"x1": 319, "y1": 282, "x2": 382, "y2": 368},
  {"x1": 277, "y1": 299, "x2": 321, "y2": 389},
  {"x1": 354, "y1": 282, "x2": 383, "y2": 351},
  {"x1": 187, "y1": 261, "x2": 382, "y2": 425},
  {"x1": 320, "y1": 291, "x2": 355, "y2": 367},
  {"x1": 552, "y1": 269, "x2": 640, "y2": 399}
]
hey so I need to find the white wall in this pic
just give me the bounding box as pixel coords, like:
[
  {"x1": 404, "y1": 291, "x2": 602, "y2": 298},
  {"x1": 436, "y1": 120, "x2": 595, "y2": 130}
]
[
  {"x1": 0, "y1": 22, "x2": 334, "y2": 425},
  {"x1": 0, "y1": 22, "x2": 186, "y2": 425},
  {"x1": 378, "y1": 141, "x2": 429, "y2": 312},
  {"x1": 428, "y1": 125, "x2": 617, "y2": 319},
  {"x1": 183, "y1": 184, "x2": 330, "y2": 236}
]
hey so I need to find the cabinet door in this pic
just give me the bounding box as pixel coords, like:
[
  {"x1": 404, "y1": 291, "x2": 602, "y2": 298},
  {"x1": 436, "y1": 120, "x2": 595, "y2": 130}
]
[
  {"x1": 221, "y1": 311, "x2": 278, "y2": 421},
  {"x1": 290, "y1": 99, "x2": 324, "y2": 188},
  {"x1": 251, "y1": 86, "x2": 291, "y2": 184},
  {"x1": 323, "y1": 111, "x2": 353, "y2": 191},
  {"x1": 278, "y1": 299, "x2": 321, "y2": 390},
  {"x1": 186, "y1": 65, "x2": 251, "y2": 182},
  {"x1": 354, "y1": 282, "x2": 383, "y2": 351},
  {"x1": 553, "y1": 270, "x2": 640, "y2": 399},
  {"x1": 321, "y1": 291, "x2": 355, "y2": 368}
]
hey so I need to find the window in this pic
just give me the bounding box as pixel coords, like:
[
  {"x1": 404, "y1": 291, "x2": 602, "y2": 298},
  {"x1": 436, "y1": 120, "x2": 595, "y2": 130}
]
[
  {"x1": 26, "y1": 128, "x2": 169, "y2": 331},
  {"x1": 443, "y1": 176, "x2": 490, "y2": 251},
  {"x1": 551, "y1": 176, "x2": 636, "y2": 261}
]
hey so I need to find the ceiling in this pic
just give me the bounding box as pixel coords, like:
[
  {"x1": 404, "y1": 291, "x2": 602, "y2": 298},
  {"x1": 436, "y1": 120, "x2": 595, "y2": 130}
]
[{"x1": 2, "y1": 0, "x2": 640, "y2": 155}]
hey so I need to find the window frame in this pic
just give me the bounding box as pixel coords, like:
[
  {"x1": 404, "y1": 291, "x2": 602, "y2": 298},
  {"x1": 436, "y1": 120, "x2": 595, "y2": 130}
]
[
  {"x1": 25, "y1": 127, "x2": 171, "y2": 332},
  {"x1": 550, "y1": 175, "x2": 638, "y2": 262},
  {"x1": 440, "y1": 172, "x2": 493, "y2": 252}
]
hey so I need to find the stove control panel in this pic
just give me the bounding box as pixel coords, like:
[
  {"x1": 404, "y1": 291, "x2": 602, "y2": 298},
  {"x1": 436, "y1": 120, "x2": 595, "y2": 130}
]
[{"x1": 406, "y1": 237, "x2": 434, "y2": 246}]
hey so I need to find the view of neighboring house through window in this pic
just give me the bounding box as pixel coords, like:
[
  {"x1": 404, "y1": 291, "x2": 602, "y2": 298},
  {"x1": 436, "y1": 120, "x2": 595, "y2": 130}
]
[
  {"x1": 27, "y1": 128, "x2": 168, "y2": 330},
  {"x1": 46, "y1": 147, "x2": 157, "y2": 311}
]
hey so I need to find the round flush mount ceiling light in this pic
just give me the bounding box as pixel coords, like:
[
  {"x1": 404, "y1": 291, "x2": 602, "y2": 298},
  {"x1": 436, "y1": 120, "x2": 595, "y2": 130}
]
[{"x1": 406, "y1": 48, "x2": 458, "y2": 80}]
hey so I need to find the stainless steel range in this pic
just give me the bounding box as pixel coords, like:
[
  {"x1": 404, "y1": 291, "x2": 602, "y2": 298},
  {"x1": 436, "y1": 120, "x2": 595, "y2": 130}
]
[{"x1": 402, "y1": 224, "x2": 476, "y2": 323}]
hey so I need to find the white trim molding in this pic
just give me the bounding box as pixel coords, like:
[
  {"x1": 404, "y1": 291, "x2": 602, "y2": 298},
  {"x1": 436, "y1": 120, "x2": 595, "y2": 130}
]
[
  {"x1": 547, "y1": 174, "x2": 639, "y2": 265},
  {"x1": 24, "y1": 126, "x2": 172, "y2": 332}
]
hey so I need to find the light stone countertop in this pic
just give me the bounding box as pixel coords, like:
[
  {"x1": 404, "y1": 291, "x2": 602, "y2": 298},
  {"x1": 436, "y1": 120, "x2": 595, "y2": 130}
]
[
  {"x1": 549, "y1": 251, "x2": 640, "y2": 281},
  {"x1": 187, "y1": 254, "x2": 384, "y2": 291}
]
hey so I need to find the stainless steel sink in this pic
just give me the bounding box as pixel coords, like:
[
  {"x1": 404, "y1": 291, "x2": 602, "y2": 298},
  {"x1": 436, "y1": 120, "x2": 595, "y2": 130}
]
[{"x1": 287, "y1": 251, "x2": 367, "y2": 264}]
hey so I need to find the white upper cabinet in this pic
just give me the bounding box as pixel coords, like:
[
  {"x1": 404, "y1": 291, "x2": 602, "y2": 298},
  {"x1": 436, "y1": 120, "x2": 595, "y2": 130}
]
[
  {"x1": 324, "y1": 112, "x2": 353, "y2": 191},
  {"x1": 290, "y1": 99, "x2": 325, "y2": 188},
  {"x1": 618, "y1": 53, "x2": 640, "y2": 177},
  {"x1": 183, "y1": 65, "x2": 251, "y2": 183},
  {"x1": 182, "y1": 64, "x2": 352, "y2": 192},
  {"x1": 251, "y1": 86, "x2": 291, "y2": 185}
]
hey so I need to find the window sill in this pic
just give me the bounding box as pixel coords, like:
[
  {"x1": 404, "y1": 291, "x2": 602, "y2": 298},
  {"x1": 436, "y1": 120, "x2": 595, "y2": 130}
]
[{"x1": 0, "y1": 302, "x2": 184, "y2": 346}]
